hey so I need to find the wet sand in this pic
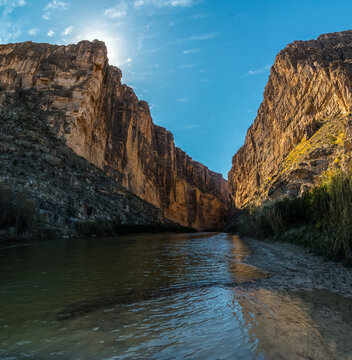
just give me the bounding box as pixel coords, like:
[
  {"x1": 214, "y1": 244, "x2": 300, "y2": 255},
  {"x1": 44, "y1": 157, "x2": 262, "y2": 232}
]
[{"x1": 241, "y1": 237, "x2": 352, "y2": 298}]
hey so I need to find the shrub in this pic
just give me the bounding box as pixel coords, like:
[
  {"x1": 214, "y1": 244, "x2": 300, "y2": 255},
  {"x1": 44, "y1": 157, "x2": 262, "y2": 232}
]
[
  {"x1": 0, "y1": 183, "x2": 37, "y2": 236},
  {"x1": 236, "y1": 171, "x2": 352, "y2": 263},
  {"x1": 238, "y1": 196, "x2": 309, "y2": 239}
]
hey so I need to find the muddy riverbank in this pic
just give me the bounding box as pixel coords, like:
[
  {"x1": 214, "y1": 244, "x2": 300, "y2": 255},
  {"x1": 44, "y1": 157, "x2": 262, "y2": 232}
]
[{"x1": 241, "y1": 237, "x2": 352, "y2": 298}]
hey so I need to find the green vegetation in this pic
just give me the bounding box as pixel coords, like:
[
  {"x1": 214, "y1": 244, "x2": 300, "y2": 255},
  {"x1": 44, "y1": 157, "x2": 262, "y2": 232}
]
[
  {"x1": 76, "y1": 219, "x2": 196, "y2": 237},
  {"x1": 0, "y1": 183, "x2": 37, "y2": 237},
  {"x1": 282, "y1": 118, "x2": 344, "y2": 175},
  {"x1": 232, "y1": 171, "x2": 352, "y2": 264}
]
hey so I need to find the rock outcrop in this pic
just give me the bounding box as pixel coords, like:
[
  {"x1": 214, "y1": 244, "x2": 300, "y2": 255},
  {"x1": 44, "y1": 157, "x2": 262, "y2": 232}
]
[
  {"x1": 228, "y1": 30, "x2": 352, "y2": 208},
  {"x1": 0, "y1": 40, "x2": 230, "y2": 230},
  {"x1": 0, "y1": 92, "x2": 169, "y2": 238}
]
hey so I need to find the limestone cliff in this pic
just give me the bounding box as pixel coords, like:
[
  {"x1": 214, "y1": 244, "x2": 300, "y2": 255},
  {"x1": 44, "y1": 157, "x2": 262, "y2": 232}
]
[
  {"x1": 229, "y1": 30, "x2": 352, "y2": 208},
  {"x1": 0, "y1": 91, "x2": 168, "y2": 238},
  {"x1": 0, "y1": 40, "x2": 230, "y2": 230}
]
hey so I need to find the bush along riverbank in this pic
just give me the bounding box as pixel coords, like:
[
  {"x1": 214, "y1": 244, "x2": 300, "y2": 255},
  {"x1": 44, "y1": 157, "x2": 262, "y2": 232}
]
[
  {"x1": 0, "y1": 184, "x2": 38, "y2": 240},
  {"x1": 76, "y1": 220, "x2": 196, "y2": 237},
  {"x1": 229, "y1": 171, "x2": 352, "y2": 265}
]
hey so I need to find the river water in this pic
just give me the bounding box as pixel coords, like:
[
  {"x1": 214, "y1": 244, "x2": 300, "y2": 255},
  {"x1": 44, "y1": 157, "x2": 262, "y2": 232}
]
[{"x1": 1, "y1": 232, "x2": 352, "y2": 359}]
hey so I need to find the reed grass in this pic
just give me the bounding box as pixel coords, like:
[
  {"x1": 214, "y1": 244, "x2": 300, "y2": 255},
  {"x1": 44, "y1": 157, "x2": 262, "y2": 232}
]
[{"x1": 233, "y1": 171, "x2": 352, "y2": 264}]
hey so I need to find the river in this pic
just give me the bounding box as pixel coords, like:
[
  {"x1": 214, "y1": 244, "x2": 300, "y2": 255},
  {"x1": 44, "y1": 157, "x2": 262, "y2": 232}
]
[{"x1": 1, "y1": 232, "x2": 352, "y2": 359}]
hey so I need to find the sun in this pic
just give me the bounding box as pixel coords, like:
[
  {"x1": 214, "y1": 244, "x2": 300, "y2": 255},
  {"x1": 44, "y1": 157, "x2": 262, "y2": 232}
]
[{"x1": 72, "y1": 25, "x2": 125, "y2": 67}]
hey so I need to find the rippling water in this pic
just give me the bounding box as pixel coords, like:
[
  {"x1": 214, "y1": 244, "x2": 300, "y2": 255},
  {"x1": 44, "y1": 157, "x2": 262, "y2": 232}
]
[{"x1": 0, "y1": 232, "x2": 351, "y2": 359}]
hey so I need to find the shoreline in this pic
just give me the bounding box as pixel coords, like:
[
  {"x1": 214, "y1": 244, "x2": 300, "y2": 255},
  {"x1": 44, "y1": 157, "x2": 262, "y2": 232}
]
[{"x1": 241, "y1": 237, "x2": 352, "y2": 299}]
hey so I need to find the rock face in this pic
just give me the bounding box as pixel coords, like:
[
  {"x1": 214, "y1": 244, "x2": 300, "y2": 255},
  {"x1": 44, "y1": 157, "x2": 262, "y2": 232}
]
[
  {"x1": 0, "y1": 40, "x2": 230, "y2": 230},
  {"x1": 0, "y1": 92, "x2": 168, "y2": 238},
  {"x1": 229, "y1": 30, "x2": 352, "y2": 208}
]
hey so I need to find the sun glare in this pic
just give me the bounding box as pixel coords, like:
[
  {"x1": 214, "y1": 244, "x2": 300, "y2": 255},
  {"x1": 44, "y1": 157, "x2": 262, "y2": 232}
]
[{"x1": 73, "y1": 27, "x2": 124, "y2": 66}]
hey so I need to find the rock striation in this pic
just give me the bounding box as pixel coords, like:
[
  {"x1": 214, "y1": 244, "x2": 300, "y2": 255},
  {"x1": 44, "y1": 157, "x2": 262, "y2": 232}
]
[
  {"x1": 0, "y1": 92, "x2": 172, "y2": 238},
  {"x1": 229, "y1": 30, "x2": 352, "y2": 208},
  {"x1": 0, "y1": 40, "x2": 230, "y2": 230}
]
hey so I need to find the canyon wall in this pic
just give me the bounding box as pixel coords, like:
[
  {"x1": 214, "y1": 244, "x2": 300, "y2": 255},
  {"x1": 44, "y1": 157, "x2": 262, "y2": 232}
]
[
  {"x1": 0, "y1": 40, "x2": 230, "y2": 230},
  {"x1": 229, "y1": 30, "x2": 352, "y2": 208}
]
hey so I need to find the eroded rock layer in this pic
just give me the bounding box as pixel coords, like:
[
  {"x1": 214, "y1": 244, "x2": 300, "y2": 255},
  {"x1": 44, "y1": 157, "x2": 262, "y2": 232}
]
[
  {"x1": 229, "y1": 30, "x2": 352, "y2": 208},
  {"x1": 0, "y1": 40, "x2": 230, "y2": 230}
]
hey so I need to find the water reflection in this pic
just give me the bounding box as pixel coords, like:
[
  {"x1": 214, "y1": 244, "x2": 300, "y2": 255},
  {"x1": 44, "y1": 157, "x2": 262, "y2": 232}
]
[
  {"x1": 0, "y1": 233, "x2": 351, "y2": 359},
  {"x1": 234, "y1": 288, "x2": 352, "y2": 360},
  {"x1": 228, "y1": 235, "x2": 269, "y2": 283}
]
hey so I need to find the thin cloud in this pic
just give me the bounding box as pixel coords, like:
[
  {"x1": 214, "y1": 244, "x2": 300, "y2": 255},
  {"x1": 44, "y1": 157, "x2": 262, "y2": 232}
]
[
  {"x1": 188, "y1": 33, "x2": 216, "y2": 41},
  {"x1": 174, "y1": 33, "x2": 217, "y2": 44},
  {"x1": 177, "y1": 98, "x2": 188, "y2": 102},
  {"x1": 182, "y1": 48, "x2": 201, "y2": 54},
  {"x1": 104, "y1": 2, "x2": 127, "y2": 19},
  {"x1": 43, "y1": 0, "x2": 69, "y2": 20},
  {"x1": 47, "y1": 30, "x2": 55, "y2": 37},
  {"x1": 137, "y1": 25, "x2": 158, "y2": 51},
  {"x1": 61, "y1": 25, "x2": 73, "y2": 36},
  {"x1": 134, "y1": 0, "x2": 196, "y2": 8},
  {"x1": 28, "y1": 27, "x2": 39, "y2": 35},
  {"x1": 0, "y1": 0, "x2": 26, "y2": 16},
  {"x1": 247, "y1": 64, "x2": 271, "y2": 75},
  {"x1": 119, "y1": 57, "x2": 132, "y2": 66},
  {"x1": 0, "y1": 0, "x2": 26, "y2": 43}
]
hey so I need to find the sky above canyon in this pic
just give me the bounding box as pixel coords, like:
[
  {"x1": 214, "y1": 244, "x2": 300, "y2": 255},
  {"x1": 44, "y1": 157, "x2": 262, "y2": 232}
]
[{"x1": 1, "y1": 0, "x2": 352, "y2": 177}]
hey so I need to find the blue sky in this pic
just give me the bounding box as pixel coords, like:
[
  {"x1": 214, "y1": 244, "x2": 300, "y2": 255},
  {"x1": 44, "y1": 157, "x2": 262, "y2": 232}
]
[{"x1": 1, "y1": 0, "x2": 352, "y2": 177}]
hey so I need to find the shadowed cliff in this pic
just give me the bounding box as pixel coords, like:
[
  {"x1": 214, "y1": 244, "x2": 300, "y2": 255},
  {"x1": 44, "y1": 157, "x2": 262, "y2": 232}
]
[{"x1": 0, "y1": 40, "x2": 231, "y2": 231}]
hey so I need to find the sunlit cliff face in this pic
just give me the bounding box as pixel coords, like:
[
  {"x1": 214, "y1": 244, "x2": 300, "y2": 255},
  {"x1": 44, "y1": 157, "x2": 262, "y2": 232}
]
[{"x1": 72, "y1": 26, "x2": 125, "y2": 67}]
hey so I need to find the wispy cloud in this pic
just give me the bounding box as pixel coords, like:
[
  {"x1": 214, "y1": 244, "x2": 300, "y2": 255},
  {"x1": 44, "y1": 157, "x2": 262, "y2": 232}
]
[
  {"x1": 188, "y1": 33, "x2": 216, "y2": 41},
  {"x1": 47, "y1": 29, "x2": 55, "y2": 37},
  {"x1": 182, "y1": 48, "x2": 201, "y2": 54},
  {"x1": 247, "y1": 64, "x2": 271, "y2": 75},
  {"x1": 119, "y1": 57, "x2": 132, "y2": 66},
  {"x1": 104, "y1": 0, "x2": 198, "y2": 19},
  {"x1": 177, "y1": 98, "x2": 188, "y2": 102},
  {"x1": 0, "y1": 0, "x2": 26, "y2": 16},
  {"x1": 174, "y1": 33, "x2": 217, "y2": 44},
  {"x1": 134, "y1": 0, "x2": 197, "y2": 8},
  {"x1": 0, "y1": 0, "x2": 26, "y2": 43},
  {"x1": 137, "y1": 24, "x2": 159, "y2": 51},
  {"x1": 43, "y1": 0, "x2": 69, "y2": 20},
  {"x1": 104, "y1": 2, "x2": 127, "y2": 19},
  {"x1": 28, "y1": 27, "x2": 39, "y2": 35},
  {"x1": 61, "y1": 25, "x2": 73, "y2": 36}
]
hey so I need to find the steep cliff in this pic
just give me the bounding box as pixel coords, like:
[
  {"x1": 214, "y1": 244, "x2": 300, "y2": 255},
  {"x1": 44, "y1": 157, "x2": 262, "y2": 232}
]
[
  {"x1": 229, "y1": 30, "x2": 352, "y2": 208},
  {"x1": 0, "y1": 91, "x2": 169, "y2": 238},
  {"x1": 0, "y1": 40, "x2": 230, "y2": 230}
]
